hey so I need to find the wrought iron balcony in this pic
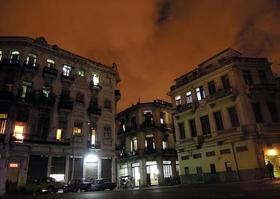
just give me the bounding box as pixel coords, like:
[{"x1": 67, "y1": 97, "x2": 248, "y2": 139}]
[
  {"x1": 23, "y1": 62, "x2": 39, "y2": 73},
  {"x1": 176, "y1": 103, "x2": 192, "y2": 113},
  {"x1": 140, "y1": 121, "x2": 155, "y2": 129},
  {"x1": 61, "y1": 73, "x2": 75, "y2": 82},
  {"x1": 37, "y1": 92, "x2": 56, "y2": 107},
  {"x1": 43, "y1": 66, "x2": 58, "y2": 78},
  {"x1": 0, "y1": 58, "x2": 20, "y2": 67},
  {"x1": 16, "y1": 89, "x2": 36, "y2": 105},
  {"x1": 144, "y1": 148, "x2": 157, "y2": 154},
  {"x1": 162, "y1": 148, "x2": 177, "y2": 155},
  {"x1": 207, "y1": 88, "x2": 236, "y2": 104},
  {"x1": 89, "y1": 81, "x2": 102, "y2": 91}
]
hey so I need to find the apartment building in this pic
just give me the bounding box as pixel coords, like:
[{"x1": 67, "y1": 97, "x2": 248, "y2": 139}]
[
  {"x1": 116, "y1": 100, "x2": 179, "y2": 187},
  {"x1": 0, "y1": 36, "x2": 120, "y2": 194},
  {"x1": 168, "y1": 48, "x2": 280, "y2": 184}
]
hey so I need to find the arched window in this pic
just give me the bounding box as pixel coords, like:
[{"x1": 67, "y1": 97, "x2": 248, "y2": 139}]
[
  {"x1": 10, "y1": 50, "x2": 20, "y2": 61},
  {"x1": 47, "y1": 59, "x2": 55, "y2": 68},
  {"x1": 92, "y1": 74, "x2": 99, "y2": 86},
  {"x1": 26, "y1": 53, "x2": 37, "y2": 66}
]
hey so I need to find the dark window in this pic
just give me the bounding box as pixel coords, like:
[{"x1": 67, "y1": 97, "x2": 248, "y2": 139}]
[
  {"x1": 225, "y1": 161, "x2": 232, "y2": 172},
  {"x1": 104, "y1": 99, "x2": 112, "y2": 110},
  {"x1": 210, "y1": 164, "x2": 216, "y2": 174},
  {"x1": 236, "y1": 146, "x2": 248, "y2": 152},
  {"x1": 200, "y1": 115, "x2": 211, "y2": 135},
  {"x1": 76, "y1": 92, "x2": 84, "y2": 103},
  {"x1": 221, "y1": 75, "x2": 231, "y2": 89},
  {"x1": 252, "y1": 102, "x2": 263, "y2": 123},
  {"x1": 179, "y1": 148, "x2": 185, "y2": 153},
  {"x1": 193, "y1": 153, "x2": 202, "y2": 159},
  {"x1": 189, "y1": 119, "x2": 197, "y2": 137},
  {"x1": 220, "y1": 149, "x2": 231, "y2": 155},
  {"x1": 208, "y1": 81, "x2": 216, "y2": 95},
  {"x1": 214, "y1": 111, "x2": 224, "y2": 131},
  {"x1": 206, "y1": 151, "x2": 215, "y2": 157},
  {"x1": 178, "y1": 122, "x2": 186, "y2": 139},
  {"x1": 144, "y1": 111, "x2": 153, "y2": 125},
  {"x1": 267, "y1": 102, "x2": 278, "y2": 122},
  {"x1": 243, "y1": 70, "x2": 253, "y2": 85},
  {"x1": 145, "y1": 135, "x2": 155, "y2": 151},
  {"x1": 184, "y1": 167, "x2": 189, "y2": 175},
  {"x1": 181, "y1": 156, "x2": 189, "y2": 160},
  {"x1": 130, "y1": 116, "x2": 137, "y2": 129},
  {"x1": 258, "y1": 70, "x2": 268, "y2": 84},
  {"x1": 228, "y1": 107, "x2": 240, "y2": 127}
]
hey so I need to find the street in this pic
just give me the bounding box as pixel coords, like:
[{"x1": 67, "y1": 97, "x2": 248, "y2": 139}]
[{"x1": 1, "y1": 179, "x2": 280, "y2": 199}]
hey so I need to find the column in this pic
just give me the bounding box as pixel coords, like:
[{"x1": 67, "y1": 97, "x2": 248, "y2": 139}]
[
  {"x1": 47, "y1": 155, "x2": 52, "y2": 177},
  {"x1": 111, "y1": 156, "x2": 116, "y2": 182},
  {"x1": 64, "y1": 156, "x2": 69, "y2": 182},
  {"x1": 98, "y1": 158, "x2": 101, "y2": 179},
  {"x1": 157, "y1": 159, "x2": 163, "y2": 185},
  {"x1": 140, "y1": 159, "x2": 146, "y2": 187}
]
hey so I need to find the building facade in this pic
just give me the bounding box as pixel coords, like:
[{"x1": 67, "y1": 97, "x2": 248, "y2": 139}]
[
  {"x1": 0, "y1": 36, "x2": 120, "y2": 194},
  {"x1": 168, "y1": 48, "x2": 280, "y2": 184},
  {"x1": 116, "y1": 100, "x2": 178, "y2": 187}
]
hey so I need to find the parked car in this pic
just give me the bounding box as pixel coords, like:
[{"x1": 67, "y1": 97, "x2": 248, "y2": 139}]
[
  {"x1": 91, "y1": 178, "x2": 116, "y2": 191},
  {"x1": 63, "y1": 178, "x2": 91, "y2": 193},
  {"x1": 24, "y1": 177, "x2": 64, "y2": 194}
]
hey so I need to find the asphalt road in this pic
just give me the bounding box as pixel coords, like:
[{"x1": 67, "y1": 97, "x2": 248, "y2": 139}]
[{"x1": 1, "y1": 179, "x2": 280, "y2": 199}]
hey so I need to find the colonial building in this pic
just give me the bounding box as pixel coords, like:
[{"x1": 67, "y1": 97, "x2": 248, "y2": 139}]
[
  {"x1": 116, "y1": 100, "x2": 178, "y2": 187},
  {"x1": 168, "y1": 48, "x2": 280, "y2": 184},
  {"x1": 0, "y1": 36, "x2": 121, "y2": 194}
]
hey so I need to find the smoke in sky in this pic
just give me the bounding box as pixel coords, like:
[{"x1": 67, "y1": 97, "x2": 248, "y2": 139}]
[{"x1": 0, "y1": 0, "x2": 279, "y2": 110}]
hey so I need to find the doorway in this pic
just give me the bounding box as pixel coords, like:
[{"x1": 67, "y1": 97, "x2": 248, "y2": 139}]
[
  {"x1": 132, "y1": 163, "x2": 140, "y2": 187},
  {"x1": 146, "y1": 161, "x2": 159, "y2": 186},
  {"x1": 6, "y1": 161, "x2": 20, "y2": 193}
]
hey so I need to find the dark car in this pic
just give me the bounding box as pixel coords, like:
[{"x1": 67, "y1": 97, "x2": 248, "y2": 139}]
[
  {"x1": 91, "y1": 178, "x2": 116, "y2": 191},
  {"x1": 63, "y1": 178, "x2": 91, "y2": 193},
  {"x1": 24, "y1": 177, "x2": 64, "y2": 194}
]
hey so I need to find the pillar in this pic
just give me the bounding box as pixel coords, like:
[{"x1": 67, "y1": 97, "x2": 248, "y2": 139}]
[
  {"x1": 140, "y1": 159, "x2": 146, "y2": 187},
  {"x1": 64, "y1": 156, "x2": 70, "y2": 182},
  {"x1": 47, "y1": 155, "x2": 52, "y2": 177},
  {"x1": 157, "y1": 159, "x2": 164, "y2": 185}
]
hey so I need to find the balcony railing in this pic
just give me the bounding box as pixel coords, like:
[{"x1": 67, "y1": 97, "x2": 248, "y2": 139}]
[
  {"x1": 162, "y1": 148, "x2": 177, "y2": 155},
  {"x1": 88, "y1": 141, "x2": 101, "y2": 149},
  {"x1": 37, "y1": 92, "x2": 56, "y2": 107},
  {"x1": 246, "y1": 84, "x2": 277, "y2": 95},
  {"x1": 43, "y1": 66, "x2": 58, "y2": 78},
  {"x1": 0, "y1": 58, "x2": 21, "y2": 67},
  {"x1": 10, "y1": 134, "x2": 70, "y2": 145},
  {"x1": 207, "y1": 88, "x2": 235, "y2": 103},
  {"x1": 140, "y1": 121, "x2": 156, "y2": 129},
  {"x1": 176, "y1": 103, "x2": 192, "y2": 113},
  {"x1": 144, "y1": 148, "x2": 157, "y2": 154},
  {"x1": 61, "y1": 73, "x2": 75, "y2": 82},
  {"x1": 16, "y1": 90, "x2": 36, "y2": 105},
  {"x1": 89, "y1": 81, "x2": 102, "y2": 91},
  {"x1": 23, "y1": 62, "x2": 39, "y2": 73}
]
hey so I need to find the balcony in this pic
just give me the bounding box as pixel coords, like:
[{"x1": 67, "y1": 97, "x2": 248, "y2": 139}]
[
  {"x1": 42, "y1": 66, "x2": 58, "y2": 79},
  {"x1": 37, "y1": 92, "x2": 56, "y2": 107},
  {"x1": 87, "y1": 102, "x2": 101, "y2": 116},
  {"x1": 61, "y1": 73, "x2": 75, "y2": 86},
  {"x1": 0, "y1": 58, "x2": 20, "y2": 68},
  {"x1": 144, "y1": 148, "x2": 157, "y2": 154},
  {"x1": 10, "y1": 134, "x2": 70, "y2": 145},
  {"x1": 88, "y1": 141, "x2": 101, "y2": 149},
  {"x1": 22, "y1": 62, "x2": 39, "y2": 74},
  {"x1": 176, "y1": 103, "x2": 192, "y2": 113},
  {"x1": 246, "y1": 84, "x2": 278, "y2": 96},
  {"x1": 207, "y1": 88, "x2": 236, "y2": 105},
  {"x1": 115, "y1": 89, "x2": 121, "y2": 101},
  {"x1": 16, "y1": 90, "x2": 36, "y2": 105},
  {"x1": 162, "y1": 148, "x2": 177, "y2": 155},
  {"x1": 140, "y1": 121, "x2": 156, "y2": 129}
]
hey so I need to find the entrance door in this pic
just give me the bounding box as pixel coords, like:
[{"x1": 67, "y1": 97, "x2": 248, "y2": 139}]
[
  {"x1": 132, "y1": 166, "x2": 140, "y2": 186},
  {"x1": 265, "y1": 155, "x2": 280, "y2": 177},
  {"x1": 6, "y1": 162, "x2": 20, "y2": 193},
  {"x1": 146, "y1": 161, "x2": 159, "y2": 186}
]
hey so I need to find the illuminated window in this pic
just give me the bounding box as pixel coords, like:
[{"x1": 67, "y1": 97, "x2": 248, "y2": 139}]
[
  {"x1": 130, "y1": 137, "x2": 138, "y2": 152},
  {"x1": 26, "y1": 53, "x2": 37, "y2": 66},
  {"x1": 90, "y1": 129, "x2": 96, "y2": 145},
  {"x1": 0, "y1": 113, "x2": 7, "y2": 134},
  {"x1": 62, "y1": 65, "x2": 72, "y2": 76},
  {"x1": 73, "y1": 122, "x2": 82, "y2": 135},
  {"x1": 175, "y1": 95, "x2": 181, "y2": 106},
  {"x1": 160, "y1": 112, "x2": 166, "y2": 124},
  {"x1": 196, "y1": 86, "x2": 205, "y2": 101},
  {"x1": 20, "y1": 81, "x2": 32, "y2": 98},
  {"x1": 92, "y1": 74, "x2": 99, "y2": 86},
  {"x1": 186, "y1": 91, "x2": 192, "y2": 104},
  {"x1": 42, "y1": 86, "x2": 51, "y2": 98},
  {"x1": 78, "y1": 69, "x2": 85, "y2": 77},
  {"x1": 47, "y1": 59, "x2": 55, "y2": 68},
  {"x1": 163, "y1": 161, "x2": 172, "y2": 178},
  {"x1": 56, "y1": 129, "x2": 62, "y2": 141},
  {"x1": 0, "y1": 50, "x2": 2, "y2": 61},
  {"x1": 162, "y1": 140, "x2": 168, "y2": 150},
  {"x1": 145, "y1": 134, "x2": 155, "y2": 150},
  {"x1": 10, "y1": 50, "x2": 20, "y2": 60},
  {"x1": 13, "y1": 123, "x2": 24, "y2": 141}
]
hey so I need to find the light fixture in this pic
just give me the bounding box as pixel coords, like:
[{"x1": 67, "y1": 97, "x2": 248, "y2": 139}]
[
  {"x1": 267, "y1": 148, "x2": 278, "y2": 156},
  {"x1": 84, "y1": 154, "x2": 98, "y2": 163}
]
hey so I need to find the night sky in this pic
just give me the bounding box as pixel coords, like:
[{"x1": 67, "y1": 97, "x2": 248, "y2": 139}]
[{"x1": 0, "y1": 0, "x2": 280, "y2": 111}]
